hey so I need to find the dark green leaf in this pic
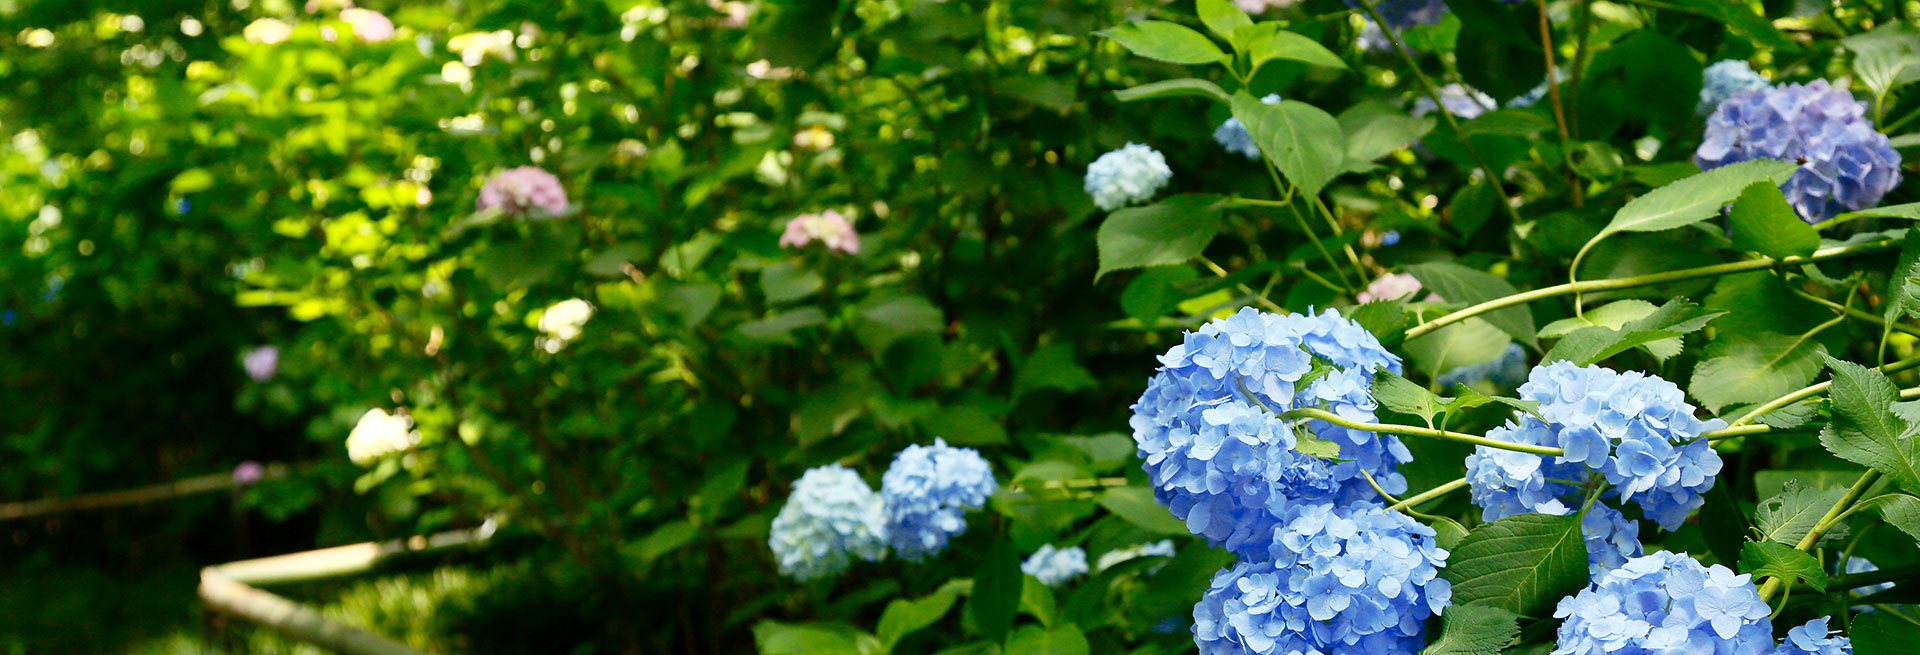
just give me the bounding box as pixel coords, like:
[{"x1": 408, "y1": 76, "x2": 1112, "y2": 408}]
[
  {"x1": 1538, "y1": 299, "x2": 1681, "y2": 361},
  {"x1": 854, "y1": 296, "x2": 945, "y2": 355},
  {"x1": 1373, "y1": 369, "x2": 1444, "y2": 423},
  {"x1": 1440, "y1": 512, "x2": 1589, "y2": 617},
  {"x1": 1854, "y1": 612, "x2": 1920, "y2": 655},
  {"x1": 1338, "y1": 101, "x2": 1435, "y2": 171},
  {"x1": 1728, "y1": 181, "x2": 1819, "y2": 259},
  {"x1": 1457, "y1": 109, "x2": 1554, "y2": 136},
  {"x1": 1346, "y1": 300, "x2": 1411, "y2": 348},
  {"x1": 1596, "y1": 159, "x2": 1798, "y2": 241},
  {"x1": 1739, "y1": 540, "x2": 1828, "y2": 592},
  {"x1": 1005, "y1": 624, "x2": 1088, "y2": 655},
  {"x1": 1754, "y1": 479, "x2": 1849, "y2": 546},
  {"x1": 1014, "y1": 343, "x2": 1097, "y2": 399},
  {"x1": 1857, "y1": 493, "x2": 1920, "y2": 544},
  {"x1": 1819, "y1": 356, "x2": 1920, "y2": 495},
  {"x1": 1405, "y1": 261, "x2": 1538, "y2": 346},
  {"x1": 1420, "y1": 605, "x2": 1521, "y2": 655},
  {"x1": 1688, "y1": 331, "x2": 1829, "y2": 413},
  {"x1": 1095, "y1": 195, "x2": 1226, "y2": 280},
  {"x1": 1102, "y1": 21, "x2": 1229, "y2": 65},
  {"x1": 969, "y1": 536, "x2": 1022, "y2": 643},
  {"x1": 877, "y1": 586, "x2": 962, "y2": 649}
]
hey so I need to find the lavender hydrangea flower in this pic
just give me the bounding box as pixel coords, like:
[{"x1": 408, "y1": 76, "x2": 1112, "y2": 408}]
[
  {"x1": 1414, "y1": 84, "x2": 1496, "y2": 121},
  {"x1": 1236, "y1": 0, "x2": 1301, "y2": 12},
  {"x1": 1215, "y1": 94, "x2": 1282, "y2": 159},
  {"x1": 1193, "y1": 503, "x2": 1451, "y2": 654},
  {"x1": 881, "y1": 438, "x2": 997, "y2": 560},
  {"x1": 477, "y1": 166, "x2": 570, "y2": 217},
  {"x1": 1696, "y1": 80, "x2": 1903, "y2": 221},
  {"x1": 1021, "y1": 544, "x2": 1089, "y2": 587},
  {"x1": 339, "y1": 8, "x2": 394, "y2": 43},
  {"x1": 1356, "y1": 272, "x2": 1436, "y2": 304},
  {"x1": 243, "y1": 346, "x2": 279, "y2": 382},
  {"x1": 1346, "y1": 0, "x2": 1449, "y2": 30},
  {"x1": 769, "y1": 464, "x2": 890, "y2": 580},
  {"x1": 1085, "y1": 143, "x2": 1172, "y2": 211},
  {"x1": 779, "y1": 209, "x2": 860, "y2": 254},
  {"x1": 1699, "y1": 60, "x2": 1769, "y2": 114},
  {"x1": 1553, "y1": 551, "x2": 1774, "y2": 654},
  {"x1": 1131, "y1": 307, "x2": 1408, "y2": 558},
  {"x1": 1774, "y1": 617, "x2": 1852, "y2": 655}
]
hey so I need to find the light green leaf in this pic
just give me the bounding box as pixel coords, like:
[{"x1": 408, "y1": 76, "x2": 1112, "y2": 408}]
[
  {"x1": 1688, "y1": 331, "x2": 1829, "y2": 413},
  {"x1": 1405, "y1": 262, "x2": 1537, "y2": 346},
  {"x1": 1196, "y1": 0, "x2": 1253, "y2": 39},
  {"x1": 1019, "y1": 577, "x2": 1057, "y2": 628},
  {"x1": 1856, "y1": 493, "x2": 1920, "y2": 544},
  {"x1": 1837, "y1": 202, "x2": 1920, "y2": 222},
  {"x1": 1095, "y1": 195, "x2": 1226, "y2": 280},
  {"x1": 1404, "y1": 318, "x2": 1512, "y2": 379},
  {"x1": 1114, "y1": 78, "x2": 1231, "y2": 104},
  {"x1": 1346, "y1": 300, "x2": 1411, "y2": 347},
  {"x1": 1440, "y1": 512, "x2": 1589, "y2": 617},
  {"x1": 1819, "y1": 356, "x2": 1920, "y2": 495},
  {"x1": 1420, "y1": 605, "x2": 1521, "y2": 655},
  {"x1": 1236, "y1": 24, "x2": 1348, "y2": 70},
  {"x1": 877, "y1": 587, "x2": 961, "y2": 650},
  {"x1": 1005, "y1": 624, "x2": 1088, "y2": 655},
  {"x1": 1754, "y1": 479, "x2": 1849, "y2": 547},
  {"x1": 1372, "y1": 369, "x2": 1445, "y2": 423},
  {"x1": 1231, "y1": 93, "x2": 1346, "y2": 198},
  {"x1": 1739, "y1": 540, "x2": 1828, "y2": 592},
  {"x1": 754, "y1": 621, "x2": 883, "y2": 655},
  {"x1": 1541, "y1": 299, "x2": 1722, "y2": 366},
  {"x1": 1098, "y1": 487, "x2": 1191, "y2": 535},
  {"x1": 1338, "y1": 101, "x2": 1435, "y2": 171},
  {"x1": 1102, "y1": 21, "x2": 1229, "y2": 65},
  {"x1": 1014, "y1": 343, "x2": 1097, "y2": 399},
  {"x1": 1728, "y1": 181, "x2": 1819, "y2": 259},
  {"x1": 738, "y1": 307, "x2": 829, "y2": 343},
  {"x1": 1537, "y1": 299, "x2": 1681, "y2": 360},
  {"x1": 1597, "y1": 159, "x2": 1798, "y2": 241},
  {"x1": 761, "y1": 261, "x2": 824, "y2": 303}
]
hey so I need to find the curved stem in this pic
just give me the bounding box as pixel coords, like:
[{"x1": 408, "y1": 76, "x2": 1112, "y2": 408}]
[
  {"x1": 1758, "y1": 470, "x2": 1881, "y2": 603},
  {"x1": 1405, "y1": 238, "x2": 1902, "y2": 340},
  {"x1": 1282, "y1": 408, "x2": 1565, "y2": 456},
  {"x1": 1388, "y1": 477, "x2": 1469, "y2": 512},
  {"x1": 1729, "y1": 353, "x2": 1920, "y2": 427}
]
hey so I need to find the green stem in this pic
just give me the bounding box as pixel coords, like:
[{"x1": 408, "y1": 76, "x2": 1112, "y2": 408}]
[
  {"x1": 1388, "y1": 477, "x2": 1469, "y2": 512},
  {"x1": 1758, "y1": 470, "x2": 1881, "y2": 603},
  {"x1": 1535, "y1": 0, "x2": 1583, "y2": 208},
  {"x1": 1261, "y1": 158, "x2": 1360, "y2": 291},
  {"x1": 1199, "y1": 255, "x2": 1287, "y2": 313},
  {"x1": 1793, "y1": 288, "x2": 1920, "y2": 337},
  {"x1": 1729, "y1": 353, "x2": 1920, "y2": 427},
  {"x1": 1405, "y1": 238, "x2": 1903, "y2": 340},
  {"x1": 1282, "y1": 408, "x2": 1564, "y2": 456}
]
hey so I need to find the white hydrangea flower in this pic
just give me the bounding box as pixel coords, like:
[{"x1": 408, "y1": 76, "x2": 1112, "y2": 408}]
[
  {"x1": 347, "y1": 408, "x2": 416, "y2": 466},
  {"x1": 537, "y1": 298, "x2": 594, "y2": 352},
  {"x1": 244, "y1": 18, "x2": 293, "y2": 45},
  {"x1": 1084, "y1": 143, "x2": 1172, "y2": 211}
]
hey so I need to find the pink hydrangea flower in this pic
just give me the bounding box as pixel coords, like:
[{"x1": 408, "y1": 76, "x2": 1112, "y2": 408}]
[
  {"x1": 340, "y1": 8, "x2": 394, "y2": 42},
  {"x1": 243, "y1": 346, "x2": 279, "y2": 382},
  {"x1": 779, "y1": 210, "x2": 860, "y2": 254},
  {"x1": 477, "y1": 166, "x2": 569, "y2": 217},
  {"x1": 233, "y1": 461, "x2": 265, "y2": 485},
  {"x1": 1357, "y1": 272, "x2": 1440, "y2": 304}
]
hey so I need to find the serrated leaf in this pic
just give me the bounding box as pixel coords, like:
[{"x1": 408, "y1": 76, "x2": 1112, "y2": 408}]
[
  {"x1": 1196, "y1": 0, "x2": 1253, "y2": 39},
  {"x1": 1819, "y1": 356, "x2": 1920, "y2": 495},
  {"x1": 1537, "y1": 299, "x2": 1681, "y2": 360},
  {"x1": 1095, "y1": 195, "x2": 1225, "y2": 280},
  {"x1": 1231, "y1": 93, "x2": 1346, "y2": 198},
  {"x1": 1596, "y1": 159, "x2": 1798, "y2": 241},
  {"x1": 1542, "y1": 299, "x2": 1722, "y2": 366},
  {"x1": 1441, "y1": 512, "x2": 1589, "y2": 617},
  {"x1": 1114, "y1": 78, "x2": 1231, "y2": 104},
  {"x1": 1739, "y1": 540, "x2": 1828, "y2": 592},
  {"x1": 1346, "y1": 300, "x2": 1411, "y2": 348},
  {"x1": 878, "y1": 586, "x2": 961, "y2": 649},
  {"x1": 1856, "y1": 493, "x2": 1920, "y2": 544},
  {"x1": 1754, "y1": 479, "x2": 1850, "y2": 546},
  {"x1": 1688, "y1": 331, "x2": 1829, "y2": 413},
  {"x1": 1883, "y1": 228, "x2": 1920, "y2": 325},
  {"x1": 969, "y1": 536, "x2": 1022, "y2": 643},
  {"x1": 1756, "y1": 398, "x2": 1821, "y2": 429},
  {"x1": 1102, "y1": 21, "x2": 1229, "y2": 65},
  {"x1": 1405, "y1": 262, "x2": 1537, "y2": 346},
  {"x1": 1421, "y1": 605, "x2": 1521, "y2": 655},
  {"x1": 1728, "y1": 181, "x2": 1819, "y2": 259},
  {"x1": 1447, "y1": 384, "x2": 1547, "y2": 423},
  {"x1": 1374, "y1": 369, "x2": 1444, "y2": 423}
]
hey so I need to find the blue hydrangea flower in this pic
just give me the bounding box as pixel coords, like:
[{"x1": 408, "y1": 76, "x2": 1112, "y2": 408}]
[
  {"x1": 1347, "y1": 0, "x2": 1449, "y2": 30},
  {"x1": 1436, "y1": 343, "x2": 1529, "y2": 389},
  {"x1": 1581, "y1": 504, "x2": 1644, "y2": 577},
  {"x1": 1414, "y1": 84, "x2": 1495, "y2": 121},
  {"x1": 1700, "y1": 60, "x2": 1769, "y2": 115},
  {"x1": 1696, "y1": 79, "x2": 1904, "y2": 222},
  {"x1": 1193, "y1": 502, "x2": 1451, "y2": 654},
  {"x1": 769, "y1": 464, "x2": 889, "y2": 580},
  {"x1": 1774, "y1": 617, "x2": 1852, "y2": 655},
  {"x1": 1466, "y1": 362, "x2": 1726, "y2": 532},
  {"x1": 1215, "y1": 94, "x2": 1283, "y2": 159},
  {"x1": 1553, "y1": 551, "x2": 1774, "y2": 655},
  {"x1": 1022, "y1": 544, "x2": 1089, "y2": 587},
  {"x1": 1379, "y1": 230, "x2": 1402, "y2": 247},
  {"x1": 881, "y1": 438, "x2": 998, "y2": 561},
  {"x1": 1085, "y1": 143, "x2": 1172, "y2": 211},
  {"x1": 1131, "y1": 308, "x2": 1408, "y2": 558}
]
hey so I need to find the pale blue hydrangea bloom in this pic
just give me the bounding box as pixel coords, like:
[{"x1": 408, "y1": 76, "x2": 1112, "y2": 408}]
[
  {"x1": 1131, "y1": 308, "x2": 1408, "y2": 558},
  {"x1": 1346, "y1": 0, "x2": 1449, "y2": 30},
  {"x1": 1508, "y1": 69, "x2": 1570, "y2": 109},
  {"x1": 1553, "y1": 551, "x2": 1774, "y2": 655},
  {"x1": 1085, "y1": 143, "x2": 1172, "y2": 211},
  {"x1": 769, "y1": 464, "x2": 890, "y2": 580},
  {"x1": 1774, "y1": 617, "x2": 1852, "y2": 655},
  {"x1": 1466, "y1": 362, "x2": 1725, "y2": 532},
  {"x1": 1022, "y1": 544, "x2": 1089, "y2": 587},
  {"x1": 1699, "y1": 60, "x2": 1769, "y2": 115},
  {"x1": 1580, "y1": 504, "x2": 1644, "y2": 577},
  {"x1": 1193, "y1": 502, "x2": 1451, "y2": 654},
  {"x1": 1436, "y1": 342, "x2": 1529, "y2": 388},
  {"x1": 881, "y1": 438, "x2": 998, "y2": 560},
  {"x1": 1414, "y1": 84, "x2": 1495, "y2": 121},
  {"x1": 1696, "y1": 80, "x2": 1903, "y2": 221},
  {"x1": 1215, "y1": 94, "x2": 1283, "y2": 159},
  {"x1": 1463, "y1": 420, "x2": 1644, "y2": 577}
]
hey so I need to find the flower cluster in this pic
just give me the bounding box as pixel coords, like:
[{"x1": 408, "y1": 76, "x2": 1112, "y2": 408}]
[
  {"x1": 1775, "y1": 617, "x2": 1852, "y2": 655},
  {"x1": 477, "y1": 166, "x2": 571, "y2": 217},
  {"x1": 1348, "y1": 0, "x2": 1449, "y2": 30},
  {"x1": 338, "y1": 8, "x2": 394, "y2": 42},
  {"x1": 346, "y1": 408, "x2": 417, "y2": 466},
  {"x1": 1553, "y1": 551, "x2": 1773, "y2": 654},
  {"x1": 1085, "y1": 143, "x2": 1172, "y2": 211},
  {"x1": 1696, "y1": 79, "x2": 1903, "y2": 221},
  {"x1": 1021, "y1": 544, "x2": 1089, "y2": 587},
  {"x1": 1194, "y1": 503, "x2": 1451, "y2": 655},
  {"x1": 1699, "y1": 60, "x2": 1768, "y2": 114},
  {"x1": 1413, "y1": 84, "x2": 1495, "y2": 121},
  {"x1": 881, "y1": 438, "x2": 999, "y2": 560},
  {"x1": 768, "y1": 464, "x2": 889, "y2": 580},
  {"x1": 1131, "y1": 308, "x2": 1407, "y2": 558},
  {"x1": 1435, "y1": 342, "x2": 1529, "y2": 389},
  {"x1": 778, "y1": 210, "x2": 861, "y2": 254},
  {"x1": 244, "y1": 345, "x2": 280, "y2": 382},
  {"x1": 1356, "y1": 272, "x2": 1434, "y2": 304},
  {"x1": 536, "y1": 298, "x2": 594, "y2": 352},
  {"x1": 1215, "y1": 94, "x2": 1282, "y2": 160}
]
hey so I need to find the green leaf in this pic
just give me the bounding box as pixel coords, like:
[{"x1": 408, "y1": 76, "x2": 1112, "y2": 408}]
[
  {"x1": 1098, "y1": 487, "x2": 1190, "y2": 535},
  {"x1": 1537, "y1": 299, "x2": 1681, "y2": 360},
  {"x1": 1837, "y1": 201, "x2": 1920, "y2": 223},
  {"x1": 1346, "y1": 300, "x2": 1411, "y2": 348},
  {"x1": 1101, "y1": 21, "x2": 1228, "y2": 65},
  {"x1": 1004, "y1": 623, "x2": 1087, "y2": 655},
  {"x1": 1196, "y1": 0, "x2": 1253, "y2": 40},
  {"x1": 969, "y1": 536, "x2": 1022, "y2": 643},
  {"x1": 1728, "y1": 181, "x2": 1819, "y2": 259},
  {"x1": 1596, "y1": 159, "x2": 1798, "y2": 241},
  {"x1": 1121, "y1": 265, "x2": 1202, "y2": 320},
  {"x1": 170, "y1": 168, "x2": 216, "y2": 194},
  {"x1": 1420, "y1": 605, "x2": 1521, "y2": 655},
  {"x1": 1373, "y1": 369, "x2": 1445, "y2": 424},
  {"x1": 1446, "y1": 385, "x2": 1547, "y2": 424},
  {"x1": 761, "y1": 261, "x2": 825, "y2": 303},
  {"x1": 1755, "y1": 480, "x2": 1851, "y2": 546},
  {"x1": 1095, "y1": 195, "x2": 1226, "y2": 280},
  {"x1": 1884, "y1": 229, "x2": 1920, "y2": 325},
  {"x1": 854, "y1": 296, "x2": 945, "y2": 355},
  {"x1": 1541, "y1": 299, "x2": 1722, "y2": 366},
  {"x1": 1843, "y1": 21, "x2": 1920, "y2": 101},
  {"x1": 1014, "y1": 343, "x2": 1097, "y2": 399},
  {"x1": 1456, "y1": 109, "x2": 1555, "y2": 137},
  {"x1": 1237, "y1": 25, "x2": 1348, "y2": 70},
  {"x1": 877, "y1": 587, "x2": 962, "y2": 650},
  {"x1": 1019, "y1": 577, "x2": 1057, "y2": 627},
  {"x1": 1405, "y1": 318, "x2": 1512, "y2": 379},
  {"x1": 1338, "y1": 101, "x2": 1435, "y2": 171},
  {"x1": 1441, "y1": 512, "x2": 1589, "y2": 617},
  {"x1": 1854, "y1": 612, "x2": 1920, "y2": 655},
  {"x1": 1739, "y1": 540, "x2": 1828, "y2": 592},
  {"x1": 1688, "y1": 331, "x2": 1829, "y2": 413},
  {"x1": 1856, "y1": 493, "x2": 1920, "y2": 543},
  {"x1": 1405, "y1": 262, "x2": 1537, "y2": 346},
  {"x1": 918, "y1": 402, "x2": 1007, "y2": 446},
  {"x1": 738, "y1": 307, "x2": 828, "y2": 343},
  {"x1": 1646, "y1": 0, "x2": 1796, "y2": 51},
  {"x1": 1114, "y1": 78, "x2": 1230, "y2": 104},
  {"x1": 754, "y1": 621, "x2": 882, "y2": 655},
  {"x1": 1231, "y1": 93, "x2": 1346, "y2": 198},
  {"x1": 1819, "y1": 355, "x2": 1920, "y2": 495}
]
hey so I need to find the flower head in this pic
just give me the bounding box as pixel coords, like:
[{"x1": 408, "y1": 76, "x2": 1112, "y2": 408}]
[
  {"x1": 1357, "y1": 272, "x2": 1436, "y2": 304},
  {"x1": 1696, "y1": 80, "x2": 1902, "y2": 221},
  {"x1": 769, "y1": 464, "x2": 889, "y2": 580},
  {"x1": 1215, "y1": 94, "x2": 1282, "y2": 160},
  {"x1": 537, "y1": 298, "x2": 594, "y2": 351},
  {"x1": 881, "y1": 439, "x2": 998, "y2": 560},
  {"x1": 1022, "y1": 544, "x2": 1090, "y2": 587},
  {"x1": 1553, "y1": 551, "x2": 1773, "y2": 655},
  {"x1": 244, "y1": 346, "x2": 280, "y2": 382},
  {"x1": 347, "y1": 408, "x2": 416, "y2": 465},
  {"x1": 233, "y1": 461, "x2": 265, "y2": 485},
  {"x1": 1774, "y1": 617, "x2": 1852, "y2": 655},
  {"x1": 477, "y1": 166, "x2": 570, "y2": 217},
  {"x1": 1085, "y1": 143, "x2": 1172, "y2": 211},
  {"x1": 1700, "y1": 60, "x2": 1770, "y2": 114},
  {"x1": 339, "y1": 8, "x2": 394, "y2": 42},
  {"x1": 1235, "y1": 0, "x2": 1301, "y2": 12},
  {"x1": 779, "y1": 210, "x2": 861, "y2": 254},
  {"x1": 244, "y1": 18, "x2": 293, "y2": 44}
]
